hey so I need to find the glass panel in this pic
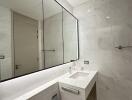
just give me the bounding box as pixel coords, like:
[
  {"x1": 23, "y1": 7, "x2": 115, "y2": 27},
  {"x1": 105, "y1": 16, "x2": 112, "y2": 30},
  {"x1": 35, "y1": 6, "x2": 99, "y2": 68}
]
[
  {"x1": 43, "y1": 0, "x2": 63, "y2": 68},
  {"x1": 63, "y1": 9, "x2": 78, "y2": 63},
  {"x1": 0, "y1": 0, "x2": 79, "y2": 82},
  {"x1": 0, "y1": 0, "x2": 43, "y2": 81}
]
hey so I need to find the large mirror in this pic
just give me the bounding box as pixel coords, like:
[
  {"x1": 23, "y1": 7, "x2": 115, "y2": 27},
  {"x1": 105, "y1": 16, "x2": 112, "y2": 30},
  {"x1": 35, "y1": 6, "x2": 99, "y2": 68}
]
[
  {"x1": 63, "y1": 9, "x2": 78, "y2": 63},
  {"x1": 0, "y1": 0, "x2": 79, "y2": 82},
  {"x1": 0, "y1": 0, "x2": 43, "y2": 81},
  {"x1": 43, "y1": 0, "x2": 63, "y2": 68}
]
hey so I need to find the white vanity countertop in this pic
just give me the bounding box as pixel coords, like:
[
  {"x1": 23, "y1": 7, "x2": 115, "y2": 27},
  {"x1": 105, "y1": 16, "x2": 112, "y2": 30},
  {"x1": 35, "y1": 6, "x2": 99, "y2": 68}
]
[
  {"x1": 59, "y1": 71, "x2": 98, "y2": 89},
  {"x1": 13, "y1": 73, "x2": 69, "y2": 100},
  {"x1": 12, "y1": 70, "x2": 97, "y2": 100},
  {"x1": 13, "y1": 77, "x2": 62, "y2": 100}
]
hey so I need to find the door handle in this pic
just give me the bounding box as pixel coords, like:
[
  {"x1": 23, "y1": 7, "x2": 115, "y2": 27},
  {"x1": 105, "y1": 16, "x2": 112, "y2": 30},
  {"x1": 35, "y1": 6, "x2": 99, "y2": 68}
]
[
  {"x1": 15, "y1": 65, "x2": 21, "y2": 69},
  {"x1": 0, "y1": 55, "x2": 5, "y2": 59}
]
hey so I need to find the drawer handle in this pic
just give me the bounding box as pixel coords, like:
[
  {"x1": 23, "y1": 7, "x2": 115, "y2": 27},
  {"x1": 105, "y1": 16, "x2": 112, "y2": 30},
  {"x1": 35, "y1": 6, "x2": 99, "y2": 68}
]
[{"x1": 61, "y1": 87, "x2": 80, "y2": 95}]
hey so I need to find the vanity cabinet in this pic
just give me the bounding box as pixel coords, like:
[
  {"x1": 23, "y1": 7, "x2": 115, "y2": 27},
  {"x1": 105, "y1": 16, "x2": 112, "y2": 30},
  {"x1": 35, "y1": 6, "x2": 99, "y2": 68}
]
[
  {"x1": 59, "y1": 82, "x2": 97, "y2": 100},
  {"x1": 59, "y1": 82, "x2": 86, "y2": 100},
  {"x1": 87, "y1": 84, "x2": 97, "y2": 100},
  {"x1": 59, "y1": 71, "x2": 98, "y2": 100},
  {"x1": 29, "y1": 83, "x2": 61, "y2": 100}
]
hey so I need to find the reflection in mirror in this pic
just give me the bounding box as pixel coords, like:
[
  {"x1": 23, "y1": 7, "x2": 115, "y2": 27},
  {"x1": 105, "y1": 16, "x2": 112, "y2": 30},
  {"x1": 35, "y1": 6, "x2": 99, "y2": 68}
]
[
  {"x1": 0, "y1": 0, "x2": 79, "y2": 82},
  {"x1": 43, "y1": 0, "x2": 63, "y2": 68},
  {"x1": 63, "y1": 9, "x2": 78, "y2": 63},
  {"x1": 0, "y1": 0, "x2": 43, "y2": 80}
]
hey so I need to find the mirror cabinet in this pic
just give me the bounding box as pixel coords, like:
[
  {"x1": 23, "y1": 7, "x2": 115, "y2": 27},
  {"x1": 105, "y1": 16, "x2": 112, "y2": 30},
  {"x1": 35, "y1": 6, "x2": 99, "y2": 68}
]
[{"x1": 0, "y1": 0, "x2": 79, "y2": 82}]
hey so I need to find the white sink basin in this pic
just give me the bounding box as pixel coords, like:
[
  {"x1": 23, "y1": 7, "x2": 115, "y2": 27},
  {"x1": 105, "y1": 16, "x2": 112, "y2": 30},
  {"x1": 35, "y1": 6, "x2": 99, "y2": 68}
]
[
  {"x1": 59, "y1": 71, "x2": 97, "y2": 100},
  {"x1": 69, "y1": 72, "x2": 89, "y2": 79}
]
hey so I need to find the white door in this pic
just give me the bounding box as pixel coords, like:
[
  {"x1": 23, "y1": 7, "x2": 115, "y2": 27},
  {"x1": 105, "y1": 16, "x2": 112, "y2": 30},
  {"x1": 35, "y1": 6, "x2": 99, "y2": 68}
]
[{"x1": 13, "y1": 12, "x2": 39, "y2": 77}]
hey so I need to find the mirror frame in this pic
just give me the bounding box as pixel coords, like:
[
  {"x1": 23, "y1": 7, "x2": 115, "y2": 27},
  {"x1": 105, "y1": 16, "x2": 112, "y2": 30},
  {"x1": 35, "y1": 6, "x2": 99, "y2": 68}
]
[{"x1": 0, "y1": 0, "x2": 79, "y2": 83}]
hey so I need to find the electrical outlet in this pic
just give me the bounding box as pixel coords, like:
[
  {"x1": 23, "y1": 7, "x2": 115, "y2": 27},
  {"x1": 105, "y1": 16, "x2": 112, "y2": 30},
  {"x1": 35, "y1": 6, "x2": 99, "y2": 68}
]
[{"x1": 84, "y1": 61, "x2": 89, "y2": 64}]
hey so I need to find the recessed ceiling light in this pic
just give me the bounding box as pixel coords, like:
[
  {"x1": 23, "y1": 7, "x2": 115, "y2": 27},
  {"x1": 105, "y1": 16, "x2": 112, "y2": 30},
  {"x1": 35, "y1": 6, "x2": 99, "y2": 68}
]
[
  {"x1": 106, "y1": 16, "x2": 111, "y2": 19},
  {"x1": 87, "y1": 9, "x2": 91, "y2": 13}
]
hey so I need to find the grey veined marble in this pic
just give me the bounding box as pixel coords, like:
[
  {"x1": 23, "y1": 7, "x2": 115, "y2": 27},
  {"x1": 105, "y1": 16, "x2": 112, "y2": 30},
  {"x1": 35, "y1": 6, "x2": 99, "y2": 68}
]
[{"x1": 73, "y1": 0, "x2": 132, "y2": 100}]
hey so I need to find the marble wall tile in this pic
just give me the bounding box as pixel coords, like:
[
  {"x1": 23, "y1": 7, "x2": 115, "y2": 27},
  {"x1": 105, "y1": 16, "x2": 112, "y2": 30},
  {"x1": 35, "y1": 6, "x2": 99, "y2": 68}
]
[{"x1": 74, "y1": 0, "x2": 132, "y2": 100}]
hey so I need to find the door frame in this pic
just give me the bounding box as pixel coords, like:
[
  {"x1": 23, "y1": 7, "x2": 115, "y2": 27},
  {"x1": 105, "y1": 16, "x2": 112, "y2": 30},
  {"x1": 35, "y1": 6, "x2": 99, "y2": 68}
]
[{"x1": 11, "y1": 11, "x2": 40, "y2": 77}]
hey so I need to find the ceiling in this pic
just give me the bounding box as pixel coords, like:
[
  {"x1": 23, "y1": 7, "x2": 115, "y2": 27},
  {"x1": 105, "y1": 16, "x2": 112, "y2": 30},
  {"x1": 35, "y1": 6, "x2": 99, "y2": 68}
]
[
  {"x1": 67, "y1": 0, "x2": 89, "y2": 7},
  {"x1": 0, "y1": 0, "x2": 62, "y2": 20},
  {"x1": 0, "y1": 0, "x2": 86, "y2": 20}
]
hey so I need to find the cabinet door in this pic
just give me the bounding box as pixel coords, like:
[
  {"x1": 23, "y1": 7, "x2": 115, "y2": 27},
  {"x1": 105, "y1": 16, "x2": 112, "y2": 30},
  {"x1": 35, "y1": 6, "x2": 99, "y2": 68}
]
[
  {"x1": 59, "y1": 83, "x2": 85, "y2": 100},
  {"x1": 29, "y1": 83, "x2": 61, "y2": 100}
]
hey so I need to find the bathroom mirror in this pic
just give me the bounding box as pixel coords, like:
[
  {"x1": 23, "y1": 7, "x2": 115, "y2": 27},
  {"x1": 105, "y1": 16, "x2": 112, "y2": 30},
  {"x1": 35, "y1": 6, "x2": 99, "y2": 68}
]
[
  {"x1": 43, "y1": 0, "x2": 63, "y2": 68},
  {"x1": 0, "y1": 0, "x2": 79, "y2": 82},
  {"x1": 63, "y1": 9, "x2": 78, "y2": 63},
  {"x1": 0, "y1": 0, "x2": 43, "y2": 81}
]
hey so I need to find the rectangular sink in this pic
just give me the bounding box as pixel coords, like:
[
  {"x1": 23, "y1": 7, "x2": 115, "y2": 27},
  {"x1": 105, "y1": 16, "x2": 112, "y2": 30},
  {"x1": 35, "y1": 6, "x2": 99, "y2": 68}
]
[
  {"x1": 69, "y1": 72, "x2": 89, "y2": 79},
  {"x1": 59, "y1": 71, "x2": 97, "y2": 100}
]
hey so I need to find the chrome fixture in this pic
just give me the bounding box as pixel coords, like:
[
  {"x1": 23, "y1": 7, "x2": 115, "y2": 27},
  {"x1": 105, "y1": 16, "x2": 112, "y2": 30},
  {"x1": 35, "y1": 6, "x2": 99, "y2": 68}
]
[
  {"x1": 115, "y1": 45, "x2": 132, "y2": 50},
  {"x1": 61, "y1": 87, "x2": 80, "y2": 95},
  {"x1": 0, "y1": 55, "x2": 5, "y2": 59},
  {"x1": 42, "y1": 50, "x2": 56, "y2": 52}
]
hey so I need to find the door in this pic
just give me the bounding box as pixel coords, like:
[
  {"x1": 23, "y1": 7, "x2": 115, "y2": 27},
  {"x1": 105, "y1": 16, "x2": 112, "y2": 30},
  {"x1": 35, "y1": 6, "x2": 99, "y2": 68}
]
[{"x1": 13, "y1": 12, "x2": 39, "y2": 77}]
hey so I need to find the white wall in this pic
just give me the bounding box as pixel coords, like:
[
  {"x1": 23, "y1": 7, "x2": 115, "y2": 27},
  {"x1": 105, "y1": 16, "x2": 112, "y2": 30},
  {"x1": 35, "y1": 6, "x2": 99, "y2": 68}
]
[
  {"x1": 74, "y1": 0, "x2": 132, "y2": 100},
  {"x1": 0, "y1": 6, "x2": 12, "y2": 80}
]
